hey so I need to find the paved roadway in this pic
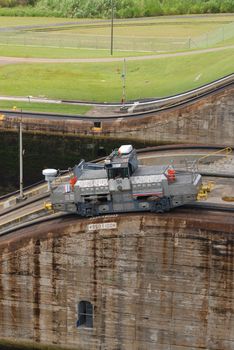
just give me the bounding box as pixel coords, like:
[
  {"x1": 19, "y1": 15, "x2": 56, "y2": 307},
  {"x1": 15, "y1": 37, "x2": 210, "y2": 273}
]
[
  {"x1": 2, "y1": 14, "x2": 233, "y2": 32},
  {"x1": 0, "y1": 45, "x2": 233, "y2": 65}
]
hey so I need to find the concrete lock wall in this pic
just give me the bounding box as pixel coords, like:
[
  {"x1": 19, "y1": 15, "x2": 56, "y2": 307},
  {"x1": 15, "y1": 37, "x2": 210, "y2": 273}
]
[
  {"x1": 0, "y1": 212, "x2": 233, "y2": 350},
  {"x1": 0, "y1": 86, "x2": 233, "y2": 145},
  {"x1": 106, "y1": 85, "x2": 234, "y2": 144}
]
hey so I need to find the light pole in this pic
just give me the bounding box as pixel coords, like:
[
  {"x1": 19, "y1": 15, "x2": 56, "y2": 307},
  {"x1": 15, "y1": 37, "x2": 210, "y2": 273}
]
[
  {"x1": 110, "y1": 0, "x2": 114, "y2": 55},
  {"x1": 121, "y1": 58, "x2": 126, "y2": 104},
  {"x1": 19, "y1": 111, "x2": 24, "y2": 200},
  {"x1": 13, "y1": 106, "x2": 25, "y2": 201}
]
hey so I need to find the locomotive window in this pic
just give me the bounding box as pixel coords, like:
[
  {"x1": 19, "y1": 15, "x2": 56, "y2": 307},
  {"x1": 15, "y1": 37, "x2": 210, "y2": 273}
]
[
  {"x1": 108, "y1": 167, "x2": 129, "y2": 179},
  {"x1": 129, "y1": 163, "x2": 133, "y2": 176}
]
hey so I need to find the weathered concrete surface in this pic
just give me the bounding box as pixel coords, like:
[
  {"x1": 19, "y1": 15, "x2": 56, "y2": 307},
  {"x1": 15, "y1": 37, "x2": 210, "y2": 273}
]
[
  {"x1": 0, "y1": 85, "x2": 233, "y2": 145},
  {"x1": 0, "y1": 210, "x2": 233, "y2": 350}
]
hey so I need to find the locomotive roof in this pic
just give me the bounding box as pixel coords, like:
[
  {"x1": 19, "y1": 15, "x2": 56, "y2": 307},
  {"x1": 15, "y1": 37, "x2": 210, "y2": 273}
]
[
  {"x1": 78, "y1": 164, "x2": 169, "y2": 180},
  {"x1": 78, "y1": 169, "x2": 107, "y2": 180},
  {"x1": 107, "y1": 153, "x2": 130, "y2": 165},
  {"x1": 105, "y1": 148, "x2": 136, "y2": 165},
  {"x1": 133, "y1": 165, "x2": 168, "y2": 176}
]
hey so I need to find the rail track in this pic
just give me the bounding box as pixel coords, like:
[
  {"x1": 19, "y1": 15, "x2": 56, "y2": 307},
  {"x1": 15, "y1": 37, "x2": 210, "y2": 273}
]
[
  {"x1": 0, "y1": 202, "x2": 233, "y2": 238},
  {"x1": 0, "y1": 74, "x2": 233, "y2": 120},
  {"x1": 0, "y1": 212, "x2": 69, "y2": 237},
  {"x1": 0, "y1": 144, "x2": 233, "y2": 236},
  {"x1": 0, "y1": 192, "x2": 48, "y2": 217},
  {"x1": 1, "y1": 144, "x2": 233, "y2": 202},
  {"x1": 0, "y1": 180, "x2": 44, "y2": 201}
]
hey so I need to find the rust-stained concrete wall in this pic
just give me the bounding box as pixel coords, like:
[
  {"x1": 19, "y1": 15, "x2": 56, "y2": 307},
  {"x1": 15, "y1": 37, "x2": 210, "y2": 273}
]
[
  {"x1": 0, "y1": 85, "x2": 233, "y2": 145},
  {"x1": 0, "y1": 210, "x2": 233, "y2": 350}
]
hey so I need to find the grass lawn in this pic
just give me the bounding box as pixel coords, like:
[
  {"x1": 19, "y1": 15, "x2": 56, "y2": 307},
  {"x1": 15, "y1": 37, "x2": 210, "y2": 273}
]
[
  {"x1": 0, "y1": 14, "x2": 233, "y2": 57},
  {"x1": 0, "y1": 45, "x2": 152, "y2": 58},
  {"x1": 0, "y1": 100, "x2": 91, "y2": 115},
  {"x1": 55, "y1": 17, "x2": 234, "y2": 38},
  {"x1": 2, "y1": 14, "x2": 233, "y2": 35},
  {"x1": 215, "y1": 37, "x2": 234, "y2": 46},
  {"x1": 0, "y1": 49, "x2": 233, "y2": 102},
  {"x1": 0, "y1": 16, "x2": 89, "y2": 27}
]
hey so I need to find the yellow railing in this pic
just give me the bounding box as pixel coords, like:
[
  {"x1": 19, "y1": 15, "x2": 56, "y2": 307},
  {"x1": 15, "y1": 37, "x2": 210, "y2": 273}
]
[{"x1": 198, "y1": 147, "x2": 232, "y2": 164}]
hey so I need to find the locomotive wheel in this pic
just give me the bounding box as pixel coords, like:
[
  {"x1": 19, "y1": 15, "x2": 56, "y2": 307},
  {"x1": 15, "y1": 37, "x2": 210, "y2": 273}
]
[
  {"x1": 155, "y1": 205, "x2": 164, "y2": 213},
  {"x1": 151, "y1": 203, "x2": 164, "y2": 213},
  {"x1": 151, "y1": 197, "x2": 171, "y2": 213}
]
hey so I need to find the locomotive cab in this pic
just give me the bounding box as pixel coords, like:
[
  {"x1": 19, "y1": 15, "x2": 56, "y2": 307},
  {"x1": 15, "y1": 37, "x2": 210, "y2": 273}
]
[{"x1": 104, "y1": 145, "x2": 138, "y2": 192}]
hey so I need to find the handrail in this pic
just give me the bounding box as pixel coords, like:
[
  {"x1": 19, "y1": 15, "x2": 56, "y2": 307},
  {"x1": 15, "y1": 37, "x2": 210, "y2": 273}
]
[{"x1": 198, "y1": 147, "x2": 233, "y2": 163}]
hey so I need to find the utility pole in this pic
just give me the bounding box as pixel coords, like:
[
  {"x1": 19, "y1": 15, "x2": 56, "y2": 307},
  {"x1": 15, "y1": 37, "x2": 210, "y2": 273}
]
[
  {"x1": 19, "y1": 111, "x2": 24, "y2": 200},
  {"x1": 110, "y1": 0, "x2": 114, "y2": 55},
  {"x1": 121, "y1": 58, "x2": 126, "y2": 104}
]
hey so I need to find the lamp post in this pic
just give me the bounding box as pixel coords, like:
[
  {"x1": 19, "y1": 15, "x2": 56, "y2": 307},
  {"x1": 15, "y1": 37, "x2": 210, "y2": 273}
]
[
  {"x1": 13, "y1": 106, "x2": 25, "y2": 201},
  {"x1": 110, "y1": 0, "x2": 114, "y2": 55},
  {"x1": 121, "y1": 58, "x2": 126, "y2": 104},
  {"x1": 19, "y1": 113, "x2": 24, "y2": 200}
]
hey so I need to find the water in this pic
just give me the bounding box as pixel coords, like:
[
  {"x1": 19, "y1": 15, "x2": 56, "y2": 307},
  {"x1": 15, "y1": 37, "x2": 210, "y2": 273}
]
[{"x1": 0, "y1": 131, "x2": 147, "y2": 196}]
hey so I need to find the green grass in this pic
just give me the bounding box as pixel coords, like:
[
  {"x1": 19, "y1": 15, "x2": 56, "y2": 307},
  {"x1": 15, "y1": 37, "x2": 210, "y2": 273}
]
[
  {"x1": 53, "y1": 16, "x2": 234, "y2": 38},
  {"x1": 1, "y1": 14, "x2": 234, "y2": 30},
  {"x1": 0, "y1": 14, "x2": 234, "y2": 57},
  {"x1": 0, "y1": 45, "x2": 152, "y2": 58},
  {"x1": 0, "y1": 49, "x2": 233, "y2": 102},
  {"x1": 0, "y1": 100, "x2": 91, "y2": 115},
  {"x1": 0, "y1": 16, "x2": 88, "y2": 27},
  {"x1": 215, "y1": 37, "x2": 234, "y2": 47}
]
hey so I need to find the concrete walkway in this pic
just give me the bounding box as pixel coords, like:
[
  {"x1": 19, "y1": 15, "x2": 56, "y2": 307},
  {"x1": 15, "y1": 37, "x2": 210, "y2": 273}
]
[{"x1": 0, "y1": 45, "x2": 233, "y2": 65}]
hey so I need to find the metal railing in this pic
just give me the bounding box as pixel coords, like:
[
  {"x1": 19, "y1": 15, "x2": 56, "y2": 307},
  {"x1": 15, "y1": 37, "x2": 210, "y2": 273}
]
[
  {"x1": 0, "y1": 22, "x2": 233, "y2": 52},
  {"x1": 130, "y1": 73, "x2": 234, "y2": 113},
  {"x1": 190, "y1": 21, "x2": 234, "y2": 49}
]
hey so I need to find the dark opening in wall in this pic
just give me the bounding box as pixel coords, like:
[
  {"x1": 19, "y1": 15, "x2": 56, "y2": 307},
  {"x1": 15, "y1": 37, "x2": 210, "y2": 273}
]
[
  {"x1": 77, "y1": 300, "x2": 93, "y2": 328},
  {"x1": 94, "y1": 121, "x2": 102, "y2": 128}
]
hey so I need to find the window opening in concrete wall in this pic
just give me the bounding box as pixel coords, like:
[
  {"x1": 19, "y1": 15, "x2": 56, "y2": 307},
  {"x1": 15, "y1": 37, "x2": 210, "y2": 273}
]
[
  {"x1": 94, "y1": 121, "x2": 101, "y2": 128},
  {"x1": 77, "y1": 300, "x2": 93, "y2": 328}
]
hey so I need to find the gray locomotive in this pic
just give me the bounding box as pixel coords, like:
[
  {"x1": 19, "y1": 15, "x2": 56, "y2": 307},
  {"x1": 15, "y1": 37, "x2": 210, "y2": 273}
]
[{"x1": 45, "y1": 145, "x2": 202, "y2": 216}]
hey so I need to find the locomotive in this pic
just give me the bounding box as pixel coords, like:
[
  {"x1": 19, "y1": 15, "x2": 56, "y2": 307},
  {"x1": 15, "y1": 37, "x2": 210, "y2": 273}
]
[{"x1": 45, "y1": 145, "x2": 202, "y2": 217}]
